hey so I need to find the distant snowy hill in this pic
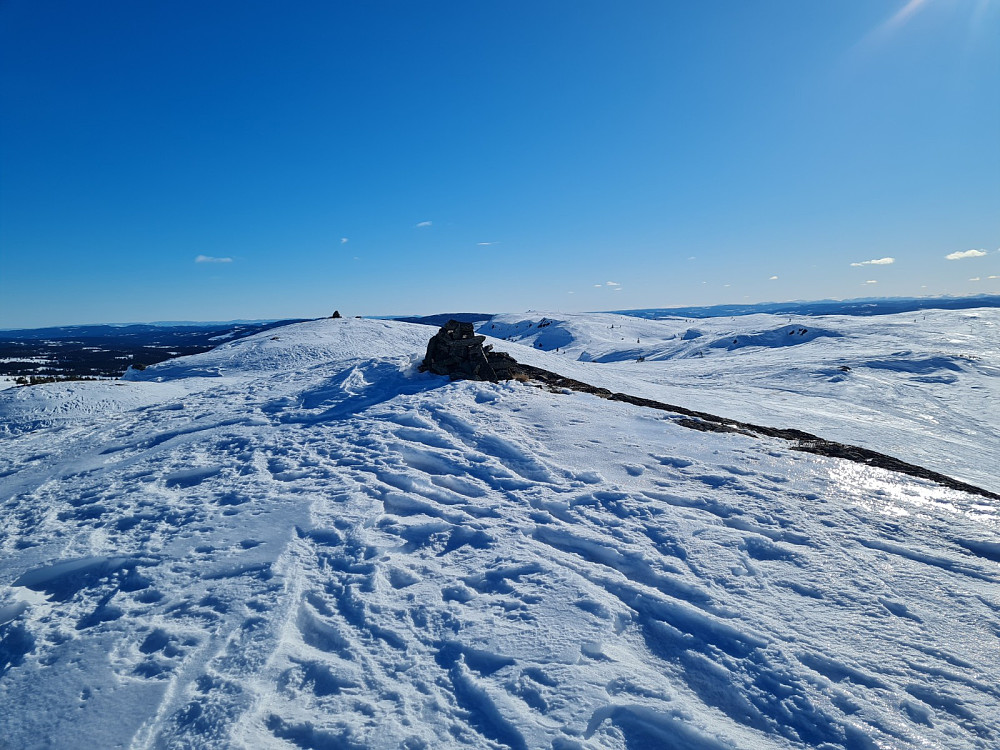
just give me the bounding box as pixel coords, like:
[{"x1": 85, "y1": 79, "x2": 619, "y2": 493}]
[
  {"x1": 1, "y1": 313, "x2": 998, "y2": 749},
  {"x1": 0, "y1": 319, "x2": 309, "y2": 385}
]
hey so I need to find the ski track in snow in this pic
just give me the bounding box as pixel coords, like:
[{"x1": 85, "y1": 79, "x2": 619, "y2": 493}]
[{"x1": 0, "y1": 315, "x2": 998, "y2": 749}]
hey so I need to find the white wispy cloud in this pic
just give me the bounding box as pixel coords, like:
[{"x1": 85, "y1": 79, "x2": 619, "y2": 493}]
[
  {"x1": 988, "y1": 275, "x2": 999, "y2": 280},
  {"x1": 945, "y1": 249, "x2": 987, "y2": 260},
  {"x1": 195, "y1": 255, "x2": 233, "y2": 264},
  {"x1": 969, "y1": 277, "x2": 981, "y2": 282},
  {"x1": 593, "y1": 284, "x2": 602, "y2": 288},
  {"x1": 477, "y1": 242, "x2": 498, "y2": 246},
  {"x1": 769, "y1": 275, "x2": 778, "y2": 280},
  {"x1": 416, "y1": 221, "x2": 432, "y2": 228},
  {"x1": 606, "y1": 281, "x2": 620, "y2": 286},
  {"x1": 340, "y1": 238, "x2": 349, "y2": 244},
  {"x1": 864, "y1": 280, "x2": 878, "y2": 285},
  {"x1": 850, "y1": 257, "x2": 895, "y2": 267}
]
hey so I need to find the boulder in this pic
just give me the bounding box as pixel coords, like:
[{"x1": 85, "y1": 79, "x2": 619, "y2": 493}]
[{"x1": 420, "y1": 320, "x2": 522, "y2": 382}]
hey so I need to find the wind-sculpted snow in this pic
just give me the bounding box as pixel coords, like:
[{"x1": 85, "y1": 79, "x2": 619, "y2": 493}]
[
  {"x1": 484, "y1": 314, "x2": 842, "y2": 361},
  {"x1": 486, "y1": 309, "x2": 1000, "y2": 493},
  {"x1": 0, "y1": 379, "x2": 190, "y2": 435},
  {"x1": 1, "y1": 314, "x2": 999, "y2": 749}
]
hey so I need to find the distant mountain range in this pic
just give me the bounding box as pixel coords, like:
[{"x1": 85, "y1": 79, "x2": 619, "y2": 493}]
[
  {"x1": 390, "y1": 313, "x2": 495, "y2": 327},
  {"x1": 608, "y1": 294, "x2": 1000, "y2": 320},
  {"x1": 393, "y1": 295, "x2": 1000, "y2": 327}
]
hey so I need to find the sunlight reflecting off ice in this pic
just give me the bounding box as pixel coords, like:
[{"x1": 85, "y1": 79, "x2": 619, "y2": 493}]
[{"x1": 826, "y1": 460, "x2": 998, "y2": 525}]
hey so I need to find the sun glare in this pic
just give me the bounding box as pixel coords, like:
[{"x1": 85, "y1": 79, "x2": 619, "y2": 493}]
[
  {"x1": 886, "y1": 0, "x2": 931, "y2": 30},
  {"x1": 853, "y1": 0, "x2": 999, "y2": 61}
]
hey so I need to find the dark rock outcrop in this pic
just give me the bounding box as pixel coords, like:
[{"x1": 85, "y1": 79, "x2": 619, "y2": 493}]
[{"x1": 421, "y1": 320, "x2": 521, "y2": 382}]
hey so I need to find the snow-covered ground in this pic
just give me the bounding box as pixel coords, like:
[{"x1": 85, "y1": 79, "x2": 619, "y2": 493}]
[
  {"x1": 485, "y1": 309, "x2": 1000, "y2": 494},
  {"x1": 1, "y1": 312, "x2": 998, "y2": 749}
]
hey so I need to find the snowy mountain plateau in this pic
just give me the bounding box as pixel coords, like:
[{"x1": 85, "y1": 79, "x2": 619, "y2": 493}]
[{"x1": 0, "y1": 309, "x2": 998, "y2": 750}]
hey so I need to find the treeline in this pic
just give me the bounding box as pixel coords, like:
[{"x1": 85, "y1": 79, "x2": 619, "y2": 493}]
[{"x1": 13, "y1": 375, "x2": 106, "y2": 386}]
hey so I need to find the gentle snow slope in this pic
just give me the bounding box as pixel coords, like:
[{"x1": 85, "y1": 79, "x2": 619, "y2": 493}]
[
  {"x1": 484, "y1": 309, "x2": 1000, "y2": 494},
  {"x1": 1, "y1": 315, "x2": 998, "y2": 750}
]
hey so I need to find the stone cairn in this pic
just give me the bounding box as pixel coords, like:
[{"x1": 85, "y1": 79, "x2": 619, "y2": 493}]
[{"x1": 420, "y1": 320, "x2": 521, "y2": 382}]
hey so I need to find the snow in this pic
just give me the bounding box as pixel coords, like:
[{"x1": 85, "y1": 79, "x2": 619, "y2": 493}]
[
  {"x1": 1, "y1": 312, "x2": 998, "y2": 749},
  {"x1": 483, "y1": 310, "x2": 1000, "y2": 493}
]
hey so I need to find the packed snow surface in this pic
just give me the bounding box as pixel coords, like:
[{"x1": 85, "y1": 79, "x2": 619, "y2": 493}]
[{"x1": 1, "y1": 313, "x2": 998, "y2": 749}]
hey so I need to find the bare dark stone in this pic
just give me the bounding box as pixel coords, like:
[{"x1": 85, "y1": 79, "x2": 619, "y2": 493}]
[
  {"x1": 420, "y1": 320, "x2": 522, "y2": 382},
  {"x1": 330, "y1": 310, "x2": 342, "y2": 319}
]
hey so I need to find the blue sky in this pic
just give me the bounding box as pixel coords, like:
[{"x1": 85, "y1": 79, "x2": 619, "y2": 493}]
[{"x1": 1, "y1": 0, "x2": 998, "y2": 327}]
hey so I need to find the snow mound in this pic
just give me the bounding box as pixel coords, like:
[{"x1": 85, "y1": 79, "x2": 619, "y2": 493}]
[
  {"x1": 483, "y1": 312, "x2": 697, "y2": 362},
  {"x1": 123, "y1": 317, "x2": 433, "y2": 381},
  {"x1": 705, "y1": 325, "x2": 841, "y2": 351},
  {"x1": 862, "y1": 352, "x2": 972, "y2": 374}
]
